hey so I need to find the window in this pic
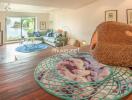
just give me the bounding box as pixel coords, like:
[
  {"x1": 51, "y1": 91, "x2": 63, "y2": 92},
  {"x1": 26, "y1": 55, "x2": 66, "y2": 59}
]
[{"x1": 6, "y1": 17, "x2": 36, "y2": 41}]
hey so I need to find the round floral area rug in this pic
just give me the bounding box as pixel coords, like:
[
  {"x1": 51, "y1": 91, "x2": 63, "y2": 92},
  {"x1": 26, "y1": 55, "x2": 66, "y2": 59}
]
[{"x1": 34, "y1": 52, "x2": 132, "y2": 100}]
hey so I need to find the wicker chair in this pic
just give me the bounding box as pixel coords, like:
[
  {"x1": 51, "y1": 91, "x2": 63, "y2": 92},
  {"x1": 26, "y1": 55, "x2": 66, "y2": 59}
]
[{"x1": 90, "y1": 21, "x2": 132, "y2": 67}]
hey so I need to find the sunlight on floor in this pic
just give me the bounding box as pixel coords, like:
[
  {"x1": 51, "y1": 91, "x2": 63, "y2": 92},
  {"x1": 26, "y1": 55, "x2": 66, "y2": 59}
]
[{"x1": 0, "y1": 43, "x2": 43, "y2": 64}]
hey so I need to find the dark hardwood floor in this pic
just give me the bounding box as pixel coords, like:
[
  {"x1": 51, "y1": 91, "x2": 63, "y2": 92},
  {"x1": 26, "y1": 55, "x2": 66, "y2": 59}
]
[{"x1": 0, "y1": 44, "x2": 131, "y2": 100}]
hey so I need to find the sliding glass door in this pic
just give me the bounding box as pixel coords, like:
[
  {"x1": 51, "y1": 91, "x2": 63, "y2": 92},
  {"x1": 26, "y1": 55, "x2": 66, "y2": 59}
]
[{"x1": 6, "y1": 17, "x2": 36, "y2": 41}]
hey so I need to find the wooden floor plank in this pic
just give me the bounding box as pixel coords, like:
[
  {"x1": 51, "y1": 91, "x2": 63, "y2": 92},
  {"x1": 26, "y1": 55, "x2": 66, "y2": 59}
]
[{"x1": 0, "y1": 44, "x2": 131, "y2": 100}]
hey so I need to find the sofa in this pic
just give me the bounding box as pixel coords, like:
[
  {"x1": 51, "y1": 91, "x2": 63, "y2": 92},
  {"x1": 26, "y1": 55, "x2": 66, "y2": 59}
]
[
  {"x1": 43, "y1": 31, "x2": 68, "y2": 47},
  {"x1": 27, "y1": 31, "x2": 47, "y2": 42},
  {"x1": 27, "y1": 29, "x2": 68, "y2": 47}
]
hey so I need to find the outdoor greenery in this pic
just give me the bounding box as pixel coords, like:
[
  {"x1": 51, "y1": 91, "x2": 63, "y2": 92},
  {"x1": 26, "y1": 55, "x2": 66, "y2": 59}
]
[
  {"x1": 22, "y1": 17, "x2": 35, "y2": 33},
  {"x1": 13, "y1": 22, "x2": 21, "y2": 28},
  {"x1": 11, "y1": 17, "x2": 35, "y2": 33}
]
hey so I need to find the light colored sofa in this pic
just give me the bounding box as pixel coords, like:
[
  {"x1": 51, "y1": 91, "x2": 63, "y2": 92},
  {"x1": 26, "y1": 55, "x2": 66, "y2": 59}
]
[
  {"x1": 43, "y1": 36, "x2": 56, "y2": 46},
  {"x1": 43, "y1": 31, "x2": 68, "y2": 47}
]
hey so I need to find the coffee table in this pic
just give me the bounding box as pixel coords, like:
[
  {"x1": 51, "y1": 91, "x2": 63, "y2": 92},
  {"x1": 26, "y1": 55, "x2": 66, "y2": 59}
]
[{"x1": 23, "y1": 40, "x2": 42, "y2": 50}]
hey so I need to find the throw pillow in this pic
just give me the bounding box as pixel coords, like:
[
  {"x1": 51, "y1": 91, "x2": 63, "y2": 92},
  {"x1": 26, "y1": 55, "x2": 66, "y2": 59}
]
[{"x1": 34, "y1": 32, "x2": 40, "y2": 37}]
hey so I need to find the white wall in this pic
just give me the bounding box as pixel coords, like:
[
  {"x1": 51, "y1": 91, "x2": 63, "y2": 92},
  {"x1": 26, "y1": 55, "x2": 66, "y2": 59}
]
[
  {"x1": 51, "y1": 0, "x2": 132, "y2": 44},
  {"x1": 0, "y1": 11, "x2": 49, "y2": 43}
]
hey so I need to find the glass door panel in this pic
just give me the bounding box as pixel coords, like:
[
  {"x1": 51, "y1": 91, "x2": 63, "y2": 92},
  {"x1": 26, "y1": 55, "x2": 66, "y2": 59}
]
[
  {"x1": 6, "y1": 17, "x2": 21, "y2": 41},
  {"x1": 22, "y1": 17, "x2": 35, "y2": 38}
]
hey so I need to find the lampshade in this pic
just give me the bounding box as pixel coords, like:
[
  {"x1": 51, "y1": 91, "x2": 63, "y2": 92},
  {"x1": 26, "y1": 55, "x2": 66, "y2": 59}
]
[{"x1": 81, "y1": 40, "x2": 87, "y2": 46}]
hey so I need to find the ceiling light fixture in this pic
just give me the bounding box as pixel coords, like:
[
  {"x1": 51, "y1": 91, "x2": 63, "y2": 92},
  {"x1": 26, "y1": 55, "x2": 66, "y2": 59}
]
[
  {"x1": 0, "y1": 2, "x2": 11, "y2": 11},
  {"x1": 4, "y1": 2, "x2": 11, "y2": 11}
]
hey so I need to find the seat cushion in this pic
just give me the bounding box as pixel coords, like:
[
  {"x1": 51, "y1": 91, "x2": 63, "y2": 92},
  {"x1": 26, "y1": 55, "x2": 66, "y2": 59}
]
[
  {"x1": 47, "y1": 37, "x2": 55, "y2": 43},
  {"x1": 43, "y1": 36, "x2": 55, "y2": 43},
  {"x1": 92, "y1": 43, "x2": 132, "y2": 67}
]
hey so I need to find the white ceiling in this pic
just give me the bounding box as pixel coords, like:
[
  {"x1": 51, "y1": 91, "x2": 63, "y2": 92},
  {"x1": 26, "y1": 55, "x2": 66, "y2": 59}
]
[
  {"x1": 0, "y1": 0, "x2": 98, "y2": 13},
  {"x1": 0, "y1": 2, "x2": 57, "y2": 13}
]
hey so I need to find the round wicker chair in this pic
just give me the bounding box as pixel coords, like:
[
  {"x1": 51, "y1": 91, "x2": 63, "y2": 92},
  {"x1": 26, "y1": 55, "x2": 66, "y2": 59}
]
[{"x1": 90, "y1": 21, "x2": 132, "y2": 67}]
